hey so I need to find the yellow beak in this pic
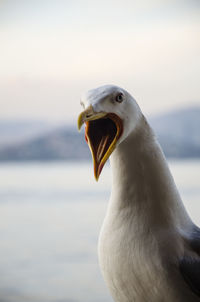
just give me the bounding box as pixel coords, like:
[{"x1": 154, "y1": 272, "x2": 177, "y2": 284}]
[
  {"x1": 77, "y1": 105, "x2": 107, "y2": 131},
  {"x1": 77, "y1": 106, "x2": 123, "y2": 180}
]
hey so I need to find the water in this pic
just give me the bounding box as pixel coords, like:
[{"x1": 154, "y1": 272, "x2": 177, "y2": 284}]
[{"x1": 0, "y1": 160, "x2": 199, "y2": 302}]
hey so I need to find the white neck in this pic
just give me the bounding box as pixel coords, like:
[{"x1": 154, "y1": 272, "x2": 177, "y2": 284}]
[{"x1": 109, "y1": 116, "x2": 191, "y2": 231}]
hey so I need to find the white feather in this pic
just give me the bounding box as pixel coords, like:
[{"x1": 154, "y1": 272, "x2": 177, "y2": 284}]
[{"x1": 80, "y1": 85, "x2": 199, "y2": 302}]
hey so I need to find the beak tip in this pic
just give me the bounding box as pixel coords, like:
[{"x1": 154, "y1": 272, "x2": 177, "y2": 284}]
[
  {"x1": 77, "y1": 115, "x2": 83, "y2": 131},
  {"x1": 94, "y1": 168, "x2": 100, "y2": 181},
  {"x1": 94, "y1": 175, "x2": 99, "y2": 182}
]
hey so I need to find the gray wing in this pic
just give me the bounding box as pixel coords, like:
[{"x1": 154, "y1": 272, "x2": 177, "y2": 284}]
[
  {"x1": 180, "y1": 256, "x2": 200, "y2": 297},
  {"x1": 180, "y1": 226, "x2": 200, "y2": 297}
]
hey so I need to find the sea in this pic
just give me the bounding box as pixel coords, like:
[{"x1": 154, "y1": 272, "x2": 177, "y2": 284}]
[{"x1": 0, "y1": 160, "x2": 199, "y2": 302}]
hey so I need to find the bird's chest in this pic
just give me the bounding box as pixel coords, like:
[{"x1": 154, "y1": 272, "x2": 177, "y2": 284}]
[{"x1": 98, "y1": 210, "x2": 169, "y2": 302}]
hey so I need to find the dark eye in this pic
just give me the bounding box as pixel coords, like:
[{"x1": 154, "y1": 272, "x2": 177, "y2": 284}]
[{"x1": 115, "y1": 93, "x2": 124, "y2": 103}]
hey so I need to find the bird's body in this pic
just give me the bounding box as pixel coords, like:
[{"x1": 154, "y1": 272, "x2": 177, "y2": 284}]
[
  {"x1": 78, "y1": 85, "x2": 200, "y2": 302},
  {"x1": 98, "y1": 117, "x2": 198, "y2": 301}
]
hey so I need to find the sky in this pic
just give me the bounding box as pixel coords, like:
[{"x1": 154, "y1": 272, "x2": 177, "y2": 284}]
[{"x1": 0, "y1": 0, "x2": 199, "y2": 124}]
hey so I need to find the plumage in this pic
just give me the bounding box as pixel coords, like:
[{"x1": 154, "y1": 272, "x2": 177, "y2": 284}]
[
  {"x1": 180, "y1": 257, "x2": 200, "y2": 296},
  {"x1": 78, "y1": 85, "x2": 200, "y2": 302}
]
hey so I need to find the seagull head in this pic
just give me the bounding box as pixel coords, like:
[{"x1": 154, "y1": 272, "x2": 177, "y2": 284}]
[{"x1": 78, "y1": 85, "x2": 142, "y2": 180}]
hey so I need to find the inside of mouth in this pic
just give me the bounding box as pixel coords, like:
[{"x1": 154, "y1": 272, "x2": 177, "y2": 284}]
[{"x1": 86, "y1": 117, "x2": 117, "y2": 164}]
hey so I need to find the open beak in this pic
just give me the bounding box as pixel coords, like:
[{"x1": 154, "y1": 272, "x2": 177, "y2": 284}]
[{"x1": 78, "y1": 105, "x2": 123, "y2": 180}]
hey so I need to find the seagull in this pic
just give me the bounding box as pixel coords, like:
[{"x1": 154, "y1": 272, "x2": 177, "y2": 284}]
[{"x1": 77, "y1": 85, "x2": 200, "y2": 302}]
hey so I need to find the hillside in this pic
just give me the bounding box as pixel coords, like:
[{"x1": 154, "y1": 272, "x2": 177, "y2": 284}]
[
  {"x1": 0, "y1": 106, "x2": 199, "y2": 161},
  {"x1": 0, "y1": 127, "x2": 90, "y2": 161},
  {"x1": 149, "y1": 106, "x2": 200, "y2": 158},
  {"x1": 0, "y1": 120, "x2": 56, "y2": 146}
]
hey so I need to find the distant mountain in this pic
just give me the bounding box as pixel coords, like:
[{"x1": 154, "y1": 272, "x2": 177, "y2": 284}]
[
  {"x1": 149, "y1": 106, "x2": 200, "y2": 158},
  {"x1": 0, "y1": 106, "x2": 199, "y2": 161},
  {"x1": 0, "y1": 119, "x2": 56, "y2": 146},
  {"x1": 0, "y1": 127, "x2": 90, "y2": 161}
]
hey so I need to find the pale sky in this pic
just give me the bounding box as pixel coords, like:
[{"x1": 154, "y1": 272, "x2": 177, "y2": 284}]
[{"x1": 0, "y1": 0, "x2": 199, "y2": 124}]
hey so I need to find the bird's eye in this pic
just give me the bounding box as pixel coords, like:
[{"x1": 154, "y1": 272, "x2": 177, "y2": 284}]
[{"x1": 115, "y1": 93, "x2": 124, "y2": 103}]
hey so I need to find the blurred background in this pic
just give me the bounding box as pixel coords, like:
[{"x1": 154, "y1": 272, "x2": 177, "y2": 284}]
[{"x1": 0, "y1": 0, "x2": 200, "y2": 301}]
